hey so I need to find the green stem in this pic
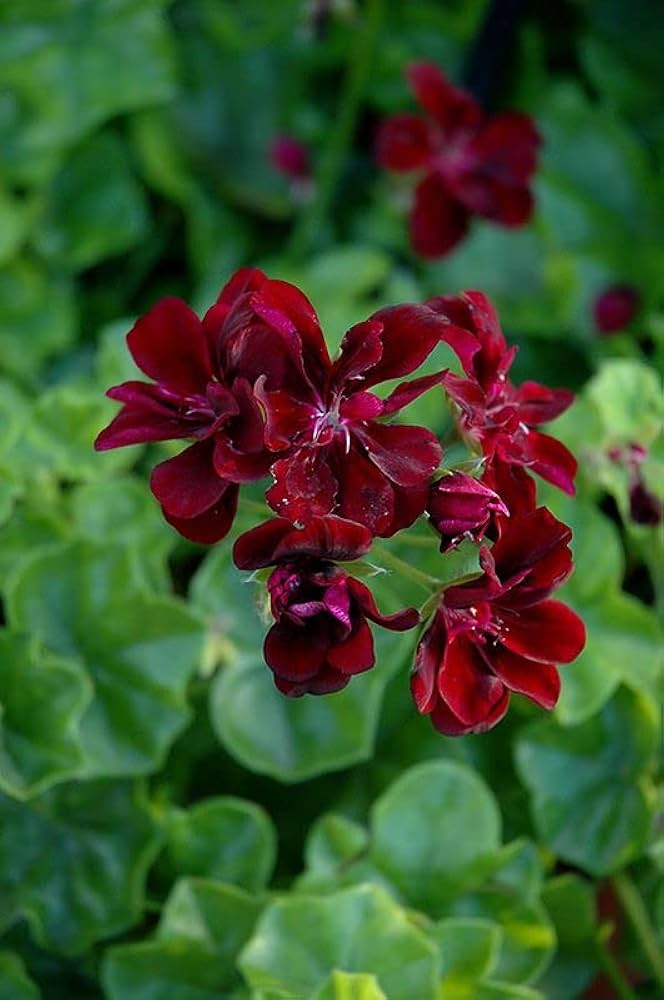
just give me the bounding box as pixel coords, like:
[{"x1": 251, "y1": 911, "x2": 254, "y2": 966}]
[
  {"x1": 287, "y1": 0, "x2": 384, "y2": 259},
  {"x1": 593, "y1": 928, "x2": 639, "y2": 1000},
  {"x1": 371, "y1": 542, "x2": 440, "y2": 592},
  {"x1": 612, "y1": 871, "x2": 664, "y2": 992}
]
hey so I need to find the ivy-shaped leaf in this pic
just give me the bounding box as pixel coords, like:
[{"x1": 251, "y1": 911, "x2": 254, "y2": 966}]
[
  {"x1": 238, "y1": 883, "x2": 439, "y2": 999},
  {"x1": 7, "y1": 542, "x2": 204, "y2": 778},
  {"x1": 0, "y1": 631, "x2": 91, "y2": 799},
  {"x1": 103, "y1": 878, "x2": 262, "y2": 1000},
  {"x1": 515, "y1": 687, "x2": 658, "y2": 875},
  {"x1": 0, "y1": 779, "x2": 158, "y2": 954},
  {"x1": 165, "y1": 796, "x2": 276, "y2": 892}
]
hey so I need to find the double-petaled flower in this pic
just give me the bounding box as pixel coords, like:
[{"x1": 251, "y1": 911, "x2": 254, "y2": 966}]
[
  {"x1": 233, "y1": 516, "x2": 419, "y2": 696},
  {"x1": 428, "y1": 290, "x2": 577, "y2": 495},
  {"x1": 258, "y1": 300, "x2": 447, "y2": 536},
  {"x1": 411, "y1": 508, "x2": 585, "y2": 736},
  {"x1": 376, "y1": 62, "x2": 540, "y2": 257},
  {"x1": 95, "y1": 268, "x2": 448, "y2": 541}
]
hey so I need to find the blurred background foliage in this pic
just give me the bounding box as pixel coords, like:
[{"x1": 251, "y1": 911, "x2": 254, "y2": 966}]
[{"x1": 0, "y1": 0, "x2": 662, "y2": 998}]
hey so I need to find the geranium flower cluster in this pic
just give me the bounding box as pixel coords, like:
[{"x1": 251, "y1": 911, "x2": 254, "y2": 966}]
[
  {"x1": 96, "y1": 270, "x2": 585, "y2": 735},
  {"x1": 376, "y1": 62, "x2": 540, "y2": 257}
]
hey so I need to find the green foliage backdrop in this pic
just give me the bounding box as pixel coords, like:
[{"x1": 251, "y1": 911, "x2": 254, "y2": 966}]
[{"x1": 0, "y1": 1, "x2": 662, "y2": 997}]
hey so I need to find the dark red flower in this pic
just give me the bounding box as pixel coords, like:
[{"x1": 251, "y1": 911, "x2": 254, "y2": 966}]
[
  {"x1": 411, "y1": 507, "x2": 585, "y2": 736},
  {"x1": 629, "y1": 479, "x2": 662, "y2": 526},
  {"x1": 270, "y1": 134, "x2": 310, "y2": 180},
  {"x1": 376, "y1": 62, "x2": 541, "y2": 257},
  {"x1": 427, "y1": 290, "x2": 577, "y2": 495},
  {"x1": 233, "y1": 516, "x2": 419, "y2": 696},
  {"x1": 258, "y1": 299, "x2": 448, "y2": 536},
  {"x1": 593, "y1": 285, "x2": 640, "y2": 334},
  {"x1": 427, "y1": 472, "x2": 508, "y2": 551},
  {"x1": 94, "y1": 268, "x2": 337, "y2": 542}
]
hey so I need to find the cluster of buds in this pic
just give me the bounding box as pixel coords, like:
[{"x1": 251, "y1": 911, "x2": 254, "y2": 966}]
[{"x1": 96, "y1": 269, "x2": 585, "y2": 737}]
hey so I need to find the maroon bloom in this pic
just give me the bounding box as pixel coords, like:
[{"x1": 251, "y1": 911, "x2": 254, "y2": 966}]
[
  {"x1": 427, "y1": 472, "x2": 508, "y2": 551},
  {"x1": 411, "y1": 507, "x2": 585, "y2": 736},
  {"x1": 233, "y1": 516, "x2": 419, "y2": 696},
  {"x1": 258, "y1": 296, "x2": 448, "y2": 536},
  {"x1": 376, "y1": 62, "x2": 541, "y2": 257},
  {"x1": 593, "y1": 285, "x2": 640, "y2": 334},
  {"x1": 270, "y1": 134, "x2": 310, "y2": 180},
  {"x1": 428, "y1": 290, "x2": 577, "y2": 495},
  {"x1": 608, "y1": 443, "x2": 662, "y2": 526},
  {"x1": 94, "y1": 268, "x2": 335, "y2": 542}
]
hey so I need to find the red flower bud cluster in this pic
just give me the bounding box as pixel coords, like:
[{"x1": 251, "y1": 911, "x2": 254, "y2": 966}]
[
  {"x1": 96, "y1": 268, "x2": 585, "y2": 737},
  {"x1": 376, "y1": 62, "x2": 541, "y2": 257}
]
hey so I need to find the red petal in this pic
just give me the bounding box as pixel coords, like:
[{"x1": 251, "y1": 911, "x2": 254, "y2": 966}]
[
  {"x1": 386, "y1": 482, "x2": 430, "y2": 536},
  {"x1": 327, "y1": 618, "x2": 375, "y2": 674},
  {"x1": 276, "y1": 666, "x2": 350, "y2": 697},
  {"x1": 249, "y1": 279, "x2": 331, "y2": 385},
  {"x1": 333, "y1": 320, "x2": 384, "y2": 387},
  {"x1": 410, "y1": 173, "x2": 469, "y2": 258},
  {"x1": 375, "y1": 114, "x2": 437, "y2": 171},
  {"x1": 490, "y1": 508, "x2": 572, "y2": 582},
  {"x1": 162, "y1": 484, "x2": 238, "y2": 544},
  {"x1": 267, "y1": 448, "x2": 338, "y2": 524},
  {"x1": 150, "y1": 439, "x2": 226, "y2": 518},
  {"x1": 515, "y1": 382, "x2": 574, "y2": 425},
  {"x1": 500, "y1": 601, "x2": 586, "y2": 664},
  {"x1": 264, "y1": 623, "x2": 326, "y2": 680},
  {"x1": 127, "y1": 298, "x2": 212, "y2": 396},
  {"x1": 437, "y1": 634, "x2": 506, "y2": 727},
  {"x1": 431, "y1": 687, "x2": 509, "y2": 736},
  {"x1": 354, "y1": 423, "x2": 442, "y2": 487},
  {"x1": 216, "y1": 268, "x2": 268, "y2": 306},
  {"x1": 481, "y1": 458, "x2": 537, "y2": 518},
  {"x1": 255, "y1": 382, "x2": 317, "y2": 451},
  {"x1": 411, "y1": 612, "x2": 445, "y2": 714},
  {"x1": 95, "y1": 383, "x2": 193, "y2": 450},
  {"x1": 490, "y1": 646, "x2": 560, "y2": 710},
  {"x1": 407, "y1": 62, "x2": 482, "y2": 134},
  {"x1": 381, "y1": 372, "x2": 445, "y2": 415},
  {"x1": 335, "y1": 444, "x2": 394, "y2": 535},
  {"x1": 233, "y1": 519, "x2": 295, "y2": 570},
  {"x1": 272, "y1": 516, "x2": 373, "y2": 563},
  {"x1": 468, "y1": 113, "x2": 540, "y2": 184},
  {"x1": 348, "y1": 578, "x2": 420, "y2": 632},
  {"x1": 361, "y1": 303, "x2": 452, "y2": 386},
  {"x1": 522, "y1": 430, "x2": 578, "y2": 495}
]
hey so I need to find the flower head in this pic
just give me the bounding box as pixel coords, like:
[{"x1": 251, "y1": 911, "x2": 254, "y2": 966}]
[
  {"x1": 258, "y1": 297, "x2": 449, "y2": 536},
  {"x1": 427, "y1": 471, "x2": 508, "y2": 551},
  {"x1": 94, "y1": 268, "x2": 335, "y2": 542},
  {"x1": 594, "y1": 285, "x2": 640, "y2": 334},
  {"x1": 411, "y1": 508, "x2": 585, "y2": 735},
  {"x1": 376, "y1": 62, "x2": 541, "y2": 257},
  {"x1": 234, "y1": 516, "x2": 419, "y2": 695},
  {"x1": 428, "y1": 291, "x2": 577, "y2": 495}
]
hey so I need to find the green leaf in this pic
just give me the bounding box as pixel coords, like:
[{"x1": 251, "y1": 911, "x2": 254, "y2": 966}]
[
  {"x1": 450, "y1": 840, "x2": 555, "y2": 985},
  {"x1": 7, "y1": 542, "x2": 204, "y2": 778},
  {"x1": 0, "y1": 260, "x2": 75, "y2": 382},
  {"x1": 370, "y1": 761, "x2": 501, "y2": 913},
  {"x1": 429, "y1": 917, "x2": 501, "y2": 998},
  {"x1": 103, "y1": 878, "x2": 263, "y2": 1000},
  {"x1": 196, "y1": 544, "x2": 413, "y2": 781},
  {"x1": 0, "y1": 779, "x2": 158, "y2": 954},
  {"x1": 0, "y1": 631, "x2": 91, "y2": 799},
  {"x1": 0, "y1": 950, "x2": 40, "y2": 999},
  {"x1": 556, "y1": 592, "x2": 662, "y2": 725},
  {"x1": 34, "y1": 131, "x2": 149, "y2": 269},
  {"x1": 239, "y1": 883, "x2": 439, "y2": 999},
  {"x1": 515, "y1": 687, "x2": 658, "y2": 875},
  {"x1": 166, "y1": 796, "x2": 276, "y2": 892},
  {"x1": 311, "y1": 971, "x2": 387, "y2": 1000},
  {"x1": 537, "y1": 874, "x2": 597, "y2": 1000},
  {"x1": 586, "y1": 360, "x2": 664, "y2": 447},
  {"x1": 0, "y1": 0, "x2": 176, "y2": 185},
  {"x1": 296, "y1": 813, "x2": 375, "y2": 895},
  {"x1": 70, "y1": 478, "x2": 174, "y2": 592}
]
